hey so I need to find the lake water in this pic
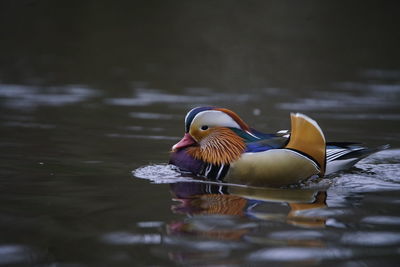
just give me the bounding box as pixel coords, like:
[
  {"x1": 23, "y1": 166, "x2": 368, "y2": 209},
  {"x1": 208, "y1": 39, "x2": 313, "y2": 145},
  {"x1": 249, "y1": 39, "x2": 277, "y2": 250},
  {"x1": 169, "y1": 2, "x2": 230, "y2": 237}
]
[{"x1": 1, "y1": 1, "x2": 400, "y2": 266}]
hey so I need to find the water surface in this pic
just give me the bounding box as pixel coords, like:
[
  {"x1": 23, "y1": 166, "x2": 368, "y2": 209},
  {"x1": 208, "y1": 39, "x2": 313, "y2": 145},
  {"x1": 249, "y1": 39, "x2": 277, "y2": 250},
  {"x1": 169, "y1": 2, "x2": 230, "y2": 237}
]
[{"x1": 1, "y1": 1, "x2": 400, "y2": 266}]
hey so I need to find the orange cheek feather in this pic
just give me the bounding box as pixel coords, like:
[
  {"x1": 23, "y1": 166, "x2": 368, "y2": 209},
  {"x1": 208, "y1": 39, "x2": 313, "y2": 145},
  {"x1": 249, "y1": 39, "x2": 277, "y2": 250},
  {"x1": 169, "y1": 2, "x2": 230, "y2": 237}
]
[{"x1": 187, "y1": 127, "x2": 246, "y2": 165}]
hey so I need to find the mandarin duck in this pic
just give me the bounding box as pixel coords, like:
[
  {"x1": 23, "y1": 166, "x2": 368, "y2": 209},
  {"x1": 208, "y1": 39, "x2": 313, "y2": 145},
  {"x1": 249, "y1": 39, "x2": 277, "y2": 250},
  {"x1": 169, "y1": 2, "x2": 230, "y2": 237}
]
[{"x1": 169, "y1": 107, "x2": 388, "y2": 187}]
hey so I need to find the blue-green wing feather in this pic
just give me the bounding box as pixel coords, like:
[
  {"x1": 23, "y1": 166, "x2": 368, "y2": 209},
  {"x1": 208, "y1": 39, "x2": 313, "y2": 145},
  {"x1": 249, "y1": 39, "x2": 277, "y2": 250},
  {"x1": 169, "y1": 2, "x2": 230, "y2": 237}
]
[{"x1": 229, "y1": 128, "x2": 289, "y2": 153}]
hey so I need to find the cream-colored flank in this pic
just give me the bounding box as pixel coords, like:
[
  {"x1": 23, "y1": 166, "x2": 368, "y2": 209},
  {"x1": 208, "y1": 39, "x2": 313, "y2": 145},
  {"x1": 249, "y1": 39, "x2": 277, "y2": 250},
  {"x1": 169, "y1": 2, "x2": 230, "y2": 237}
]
[
  {"x1": 227, "y1": 149, "x2": 320, "y2": 186},
  {"x1": 226, "y1": 113, "x2": 326, "y2": 186}
]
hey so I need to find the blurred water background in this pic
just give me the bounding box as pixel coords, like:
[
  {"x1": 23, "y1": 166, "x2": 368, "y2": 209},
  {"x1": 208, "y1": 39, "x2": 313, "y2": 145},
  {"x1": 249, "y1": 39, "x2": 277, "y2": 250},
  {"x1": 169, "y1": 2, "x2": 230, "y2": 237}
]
[{"x1": 0, "y1": 1, "x2": 400, "y2": 266}]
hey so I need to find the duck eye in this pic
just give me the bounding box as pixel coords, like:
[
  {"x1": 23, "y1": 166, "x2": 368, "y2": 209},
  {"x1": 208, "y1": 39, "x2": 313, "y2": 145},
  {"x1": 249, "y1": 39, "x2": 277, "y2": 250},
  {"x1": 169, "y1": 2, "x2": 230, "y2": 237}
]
[{"x1": 200, "y1": 125, "x2": 209, "y2": 130}]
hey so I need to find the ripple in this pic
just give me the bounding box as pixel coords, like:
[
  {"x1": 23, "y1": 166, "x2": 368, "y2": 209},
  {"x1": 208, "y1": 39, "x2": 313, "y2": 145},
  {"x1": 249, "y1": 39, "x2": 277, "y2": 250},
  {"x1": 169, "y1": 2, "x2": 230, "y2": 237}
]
[
  {"x1": 361, "y1": 216, "x2": 400, "y2": 225},
  {"x1": 101, "y1": 232, "x2": 162, "y2": 245},
  {"x1": 126, "y1": 126, "x2": 164, "y2": 132},
  {"x1": 330, "y1": 164, "x2": 400, "y2": 192},
  {"x1": 278, "y1": 94, "x2": 394, "y2": 111},
  {"x1": 132, "y1": 164, "x2": 195, "y2": 184},
  {"x1": 325, "y1": 149, "x2": 400, "y2": 192},
  {"x1": 277, "y1": 80, "x2": 400, "y2": 111},
  {"x1": 185, "y1": 215, "x2": 258, "y2": 231},
  {"x1": 334, "y1": 82, "x2": 400, "y2": 93},
  {"x1": 360, "y1": 69, "x2": 400, "y2": 80},
  {"x1": 129, "y1": 112, "x2": 179, "y2": 120},
  {"x1": 107, "y1": 133, "x2": 179, "y2": 140},
  {"x1": 361, "y1": 149, "x2": 400, "y2": 164},
  {"x1": 294, "y1": 208, "x2": 352, "y2": 217},
  {"x1": 165, "y1": 235, "x2": 248, "y2": 251},
  {"x1": 105, "y1": 88, "x2": 252, "y2": 106},
  {"x1": 137, "y1": 221, "x2": 164, "y2": 228},
  {"x1": 268, "y1": 230, "x2": 327, "y2": 240},
  {"x1": 315, "y1": 113, "x2": 400, "y2": 121},
  {"x1": 248, "y1": 247, "x2": 353, "y2": 261},
  {"x1": 2, "y1": 121, "x2": 56, "y2": 129},
  {"x1": 0, "y1": 84, "x2": 98, "y2": 110},
  {"x1": 132, "y1": 164, "x2": 259, "y2": 188},
  {"x1": 341, "y1": 232, "x2": 400, "y2": 246},
  {"x1": 0, "y1": 244, "x2": 35, "y2": 265}
]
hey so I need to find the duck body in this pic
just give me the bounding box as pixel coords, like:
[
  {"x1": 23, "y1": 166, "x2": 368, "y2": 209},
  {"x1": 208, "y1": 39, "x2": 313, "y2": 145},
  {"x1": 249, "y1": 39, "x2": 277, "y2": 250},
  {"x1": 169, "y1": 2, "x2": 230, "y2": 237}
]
[{"x1": 169, "y1": 107, "x2": 387, "y2": 187}]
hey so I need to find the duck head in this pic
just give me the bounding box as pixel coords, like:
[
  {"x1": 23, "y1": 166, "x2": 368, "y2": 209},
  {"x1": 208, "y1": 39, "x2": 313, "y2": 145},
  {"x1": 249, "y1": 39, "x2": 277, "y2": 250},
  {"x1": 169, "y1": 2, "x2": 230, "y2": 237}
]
[{"x1": 172, "y1": 107, "x2": 254, "y2": 165}]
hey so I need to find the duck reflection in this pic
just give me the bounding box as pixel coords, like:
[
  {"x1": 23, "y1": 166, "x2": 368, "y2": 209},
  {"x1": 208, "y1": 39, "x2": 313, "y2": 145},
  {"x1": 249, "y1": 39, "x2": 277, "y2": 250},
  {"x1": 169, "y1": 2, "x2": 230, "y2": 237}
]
[
  {"x1": 168, "y1": 182, "x2": 327, "y2": 239},
  {"x1": 163, "y1": 182, "x2": 328, "y2": 264}
]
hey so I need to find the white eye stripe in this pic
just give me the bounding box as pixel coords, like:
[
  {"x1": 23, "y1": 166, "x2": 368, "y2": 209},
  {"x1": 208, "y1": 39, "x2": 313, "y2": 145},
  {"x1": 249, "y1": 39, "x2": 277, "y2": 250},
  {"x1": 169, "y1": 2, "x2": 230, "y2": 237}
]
[{"x1": 191, "y1": 110, "x2": 241, "y2": 129}]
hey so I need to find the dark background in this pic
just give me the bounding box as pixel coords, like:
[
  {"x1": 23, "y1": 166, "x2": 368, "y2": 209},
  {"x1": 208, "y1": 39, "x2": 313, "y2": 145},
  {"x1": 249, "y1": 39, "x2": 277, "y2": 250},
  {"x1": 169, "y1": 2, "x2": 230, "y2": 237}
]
[{"x1": 1, "y1": 1, "x2": 399, "y2": 90}]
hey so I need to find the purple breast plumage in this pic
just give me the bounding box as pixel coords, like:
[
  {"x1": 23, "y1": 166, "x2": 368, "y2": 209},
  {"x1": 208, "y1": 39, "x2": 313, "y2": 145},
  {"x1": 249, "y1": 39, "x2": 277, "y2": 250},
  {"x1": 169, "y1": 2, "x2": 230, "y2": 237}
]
[{"x1": 169, "y1": 149, "x2": 230, "y2": 181}]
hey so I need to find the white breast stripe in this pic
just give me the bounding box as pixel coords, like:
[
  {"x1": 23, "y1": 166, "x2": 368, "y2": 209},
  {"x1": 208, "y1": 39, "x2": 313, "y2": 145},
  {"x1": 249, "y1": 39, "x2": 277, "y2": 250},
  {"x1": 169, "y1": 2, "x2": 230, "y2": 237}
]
[
  {"x1": 206, "y1": 184, "x2": 211, "y2": 194},
  {"x1": 218, "y1": 186, "x2": 224, "y2": 194},
  {"x1": 216, "y1": 164, "x2": 225, "y2": 180},
  {"x1": 205, "y1": 164, "x2": 213, "y2": 176}
]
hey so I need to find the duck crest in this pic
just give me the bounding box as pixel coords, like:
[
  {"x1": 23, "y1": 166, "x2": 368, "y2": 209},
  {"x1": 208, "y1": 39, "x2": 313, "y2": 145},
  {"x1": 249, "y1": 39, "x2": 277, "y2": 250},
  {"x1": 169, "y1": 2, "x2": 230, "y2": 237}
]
[{"x1": 187, "y1": 127, "x2": 245, "y2": 165}]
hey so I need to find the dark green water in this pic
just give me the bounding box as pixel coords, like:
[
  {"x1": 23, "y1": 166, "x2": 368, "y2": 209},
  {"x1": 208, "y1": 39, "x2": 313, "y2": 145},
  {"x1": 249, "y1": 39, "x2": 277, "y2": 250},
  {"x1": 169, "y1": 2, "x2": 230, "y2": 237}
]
[{"x1": 1, "y1": 1, "x2": 400, "y2": 266}]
